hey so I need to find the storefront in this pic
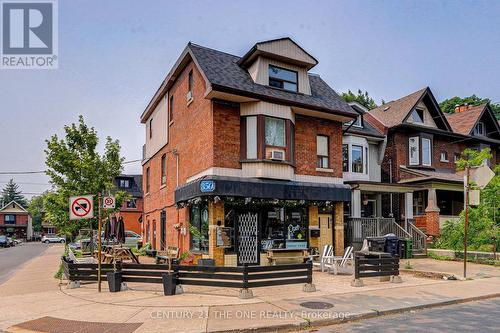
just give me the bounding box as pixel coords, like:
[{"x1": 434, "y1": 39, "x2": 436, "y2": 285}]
[{"x1": 175, "y1": 176, "x2": 351, "y2": 266}]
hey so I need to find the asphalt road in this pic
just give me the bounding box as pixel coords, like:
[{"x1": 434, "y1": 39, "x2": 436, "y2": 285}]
[
  {"x1": 0, "y1": 242, "x2": 49, "y2": 284},
  {"x1": 311, "y1": 297, "x2": 500, "y2": 333}
]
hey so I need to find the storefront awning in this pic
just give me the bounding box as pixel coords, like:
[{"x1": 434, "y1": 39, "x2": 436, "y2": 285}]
[{"x1": 175, "y1": 176, "x2": 351, "y2": 204}]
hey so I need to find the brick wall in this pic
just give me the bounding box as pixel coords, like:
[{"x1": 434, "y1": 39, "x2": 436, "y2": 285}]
[
  {"x1": 213, "y1": 101, "x2": 241, "y2": 169},
  {"x1": 0, "y1": 213, "x2": 28, "y2": 225},
  {"x1": 295, "y1": 115, "x2": 343, "y2": 178},
  {"x1": 142, "y1": 60, "x2": 213, "y2": 251}
]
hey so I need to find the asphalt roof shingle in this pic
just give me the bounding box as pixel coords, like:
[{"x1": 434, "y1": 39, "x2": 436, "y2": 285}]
[
  {"x1": 189, "y1": 43, "x2": 356, "y2": 116},
  {"x1": 445, "y1": 104, "x2": 486, "y2": 135}
]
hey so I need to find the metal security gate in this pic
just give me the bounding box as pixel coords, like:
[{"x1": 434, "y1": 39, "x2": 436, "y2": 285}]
[{"x1": 237, "y1": 212, "x2": 260, "y2": 266}]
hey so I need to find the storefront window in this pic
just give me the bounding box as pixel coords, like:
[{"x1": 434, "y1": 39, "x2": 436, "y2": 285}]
[
  {"x1": 261, "y1": 206, "x2": 308, "y2": 250},
  {"x1": 190, "y1": 204, "x2": 209, "y2": 253}
]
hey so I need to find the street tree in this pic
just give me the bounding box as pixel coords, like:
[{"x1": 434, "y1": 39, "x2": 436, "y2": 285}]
[
  {"x1": 440, "y1": 95, "x2": 500, "y2": 119},
  {"x1": 341, "y1": 89, "x2": 378, "y2": 110},
  {"x1": 27, "y1": 193, "x2": 46, "y2": 233},
  {"x1": 1, "y1": 179, "x2": 28, "y2": 208},
  {"x1": 43, "y1": 116, "x2": 126, "y2": 238}
]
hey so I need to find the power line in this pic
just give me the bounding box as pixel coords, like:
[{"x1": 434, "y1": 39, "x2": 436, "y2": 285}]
[{"x1": 0, "y1": 158, "x2": 142, "y2": 175}]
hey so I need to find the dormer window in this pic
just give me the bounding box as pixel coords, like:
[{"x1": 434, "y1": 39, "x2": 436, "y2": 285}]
[
  {"x1": 268, "y1": 65, "x2": 298, "y2": 92},
  {"x1": 410, "y1": 108, "x2": 424, "y2": 124},
  {"x1": 348, "y1": 115, "x2": 362, "y2": 127},
  {"x1": 472, "y1": 122, "x2": 485, "y2": 136},
  {"x1": 119, "y1": 179, "x2": 131, "y2": 188}
]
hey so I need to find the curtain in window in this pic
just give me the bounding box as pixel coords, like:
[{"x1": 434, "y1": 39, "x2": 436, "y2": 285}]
[
  {"x1": 265, "y1": 117, "x2": 285, "y2": 147},
  {"x1": 409, "y1": 137, "x2": 419, "y2": 165}
]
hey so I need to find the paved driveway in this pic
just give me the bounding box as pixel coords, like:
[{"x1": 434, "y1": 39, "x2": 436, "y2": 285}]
[{"x1": 0, "y1": 242, "x2": 48, "y2": 284}]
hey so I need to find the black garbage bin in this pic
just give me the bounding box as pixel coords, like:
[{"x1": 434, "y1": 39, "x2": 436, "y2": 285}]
[
  {"x1": 384, "y1": 234, "x2": 399, "y2": 257},
  {"x1": 398, "y1": 238, "x2": 407, "y2": 259},
  {"x1": 366, "y1": 236, "x2": 386, "y2": 252}
]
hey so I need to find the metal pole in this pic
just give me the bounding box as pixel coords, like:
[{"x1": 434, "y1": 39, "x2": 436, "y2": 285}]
[
  {"x1": 97, "y1": 193, "x2": 103, "y2": 292},
  {"x1": 464, "y1": 166, "x2": 470, "y2": 279}
]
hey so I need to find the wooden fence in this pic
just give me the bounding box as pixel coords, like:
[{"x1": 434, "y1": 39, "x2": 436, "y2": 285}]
[
  {"x1": 353, "y1": 253, "x2": 400, "y2": 279},
  {"x1": 62, "y1": 257, "x2": 312, "y2": 290}
]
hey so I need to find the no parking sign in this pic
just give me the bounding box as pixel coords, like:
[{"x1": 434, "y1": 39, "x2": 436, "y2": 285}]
[{"x1": 69, "y1": 195, "x2": 94, "y2": 220}]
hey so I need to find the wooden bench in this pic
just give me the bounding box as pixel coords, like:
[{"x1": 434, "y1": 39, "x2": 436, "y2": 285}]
[
  {"x1": 156, "y1": 246, "x2": 179, "y2": 265},
  {"x1": 267, "y1": 249, "x2": 309, "y2": 265}
]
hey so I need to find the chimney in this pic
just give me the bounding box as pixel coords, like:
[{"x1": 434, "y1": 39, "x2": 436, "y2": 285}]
[{"x1": 454, "y1": 103, "x2": 471, "y2": 113}]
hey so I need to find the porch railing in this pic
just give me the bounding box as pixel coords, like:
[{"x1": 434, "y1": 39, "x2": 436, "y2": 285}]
[
  {"x1": 346, "y1": 217, "x2": 416, "y2": 251},
  {"x1": 405, "y1": 219, "x2": 427, "y2": 254}
]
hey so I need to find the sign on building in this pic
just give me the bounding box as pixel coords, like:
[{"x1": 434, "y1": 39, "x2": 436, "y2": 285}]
[{"x1": 69, "y1": 195, "x2": 94, "y2": 220}]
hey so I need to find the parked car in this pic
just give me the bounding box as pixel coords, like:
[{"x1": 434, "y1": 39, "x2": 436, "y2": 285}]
[
  {"x1": 41, "y1": 235, "x2": 66, "y2": 244},
  {"x1": 0, "y1": 235, "x2": 10, "y2": 247},
  {"x1": 13, "y1": 239, "x2": 22, "y2": 245},
  {"x1": 6, "y1": 237, "x2": 15, "y2": 247},
  {"x1": 124, "y1": 230, "x2": 142, "y2": 248}
]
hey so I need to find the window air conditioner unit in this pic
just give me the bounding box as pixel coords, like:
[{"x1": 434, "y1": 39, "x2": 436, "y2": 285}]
[
  {"x1": 186, "y1": 91, "x2": 193, "y2": 102},
  {"x1": 270, "y1": 149, "x2": 285, "y2": 161}
]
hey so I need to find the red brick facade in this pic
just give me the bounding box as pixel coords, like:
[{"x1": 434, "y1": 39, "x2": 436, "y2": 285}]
[
  {"x1": 115, "y1": 198, "x2": 143, "y2": 235},
  {"x1": 141, "y1": 60, "x2": 346, "y2": 251}
]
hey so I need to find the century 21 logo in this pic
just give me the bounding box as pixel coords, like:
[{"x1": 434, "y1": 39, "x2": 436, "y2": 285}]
[{"x1": 2, "y1": 1, "x2": 53, "y2": 54}]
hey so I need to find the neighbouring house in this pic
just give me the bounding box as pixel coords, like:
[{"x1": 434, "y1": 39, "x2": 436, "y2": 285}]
[
  {"x1": 140, "y1": 37, "x2": 357, "y2": 265},
  {"x1": 364, "y1": 87, "x2": 500, "y2": 238},
  {"x1": 113, "y1": 175, "x2": 143, "y2": 235},
  {"x1": 0, "y1": 200, "x2": 32, "y2": 239}
]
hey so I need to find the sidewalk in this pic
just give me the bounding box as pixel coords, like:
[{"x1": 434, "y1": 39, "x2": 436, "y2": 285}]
[{"x1": 1, "y1": 247, "x2": 499, "y2": 333}]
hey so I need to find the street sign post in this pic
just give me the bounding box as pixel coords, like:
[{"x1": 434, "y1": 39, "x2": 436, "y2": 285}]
[
  {"x1": 103, "y1": 196, "x2": 116, "y2": 209},
  {"x1": 69, "y1": 195, "x2": 94, "y2": 220}
]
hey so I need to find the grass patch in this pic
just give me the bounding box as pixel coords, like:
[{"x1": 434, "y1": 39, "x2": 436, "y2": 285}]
[
  {"x1": 428, "y1": 252, "x2": 500, "y2": 266},
  {"x1": 404, "y1": 260, "x2": 413, "y2": 269}
]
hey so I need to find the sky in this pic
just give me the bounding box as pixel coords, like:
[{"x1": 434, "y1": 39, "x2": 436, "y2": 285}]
[{"x1": 1, "y1": 0, "x2": 499, "y2": 199}]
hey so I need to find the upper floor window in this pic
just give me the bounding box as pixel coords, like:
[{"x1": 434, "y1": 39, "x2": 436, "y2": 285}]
[
  {"x1": 265, "y1": 117, "x2": 286, "y2": 147},
  {"x1": 351, "y1": 145, "x2": 364, "y2": 173},
  {"x1": 410, "y1": 108, "x2": 424, "y2": 124},
  {"x1": 268, "y1": 65, "x2": 298, "y2": 92},
  {"x1": 342, "y1": 144, "x2": 349, "y2": 172},
  {"x1": 169, "y1": 95, "x2": 174, "y2": 123},
  {"x1": 118, "y1": 179, "x2": 130, "y2": 188},
  {"x1": 473, "y1": 122, "x2": 485, "y2": 136},
  {"x1": 440, "y1": 151, "x2": 449, "y2": 162},
  {"x1": 161, "y1": 154, "x2": 167, "y2": 185},
  {"x1": 126, "y1": 198, "x2": 137, "y2": 209},
  {"x1": 348, "y1": 115, "x2": 362, "y2": 127},
  {"x1": 187, "y1": 70, "x2": 193, "y2": 101},
  {"x1": 422, "y1": 138, "x2": 431, "y2": 166},
  {"x1": 316, "y1": 135, "x2": 329, "y2": 169},
  {"x1": 149, "y1": 118, "x2": 153, "y2": 138},
  {"x1": 454, "y1": 153, "x2": 461, "y2": 163},
  {"x1": 409, "y1": 136, "x2": 432, "y2": 166},
  {"x1": 4, "y1": 214, "x2": 15, "y2": 224},
  {"x1": 145, "y1": 167, "x2": 150, "y2": 194},
  {"x1": 409, "y1": 137, "x2": 420, "y2": 165}
]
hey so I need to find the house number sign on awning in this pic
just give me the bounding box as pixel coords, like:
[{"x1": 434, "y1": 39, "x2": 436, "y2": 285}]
[{"x1": 200, "y1": 180, "x2": 216, "y2": 193}]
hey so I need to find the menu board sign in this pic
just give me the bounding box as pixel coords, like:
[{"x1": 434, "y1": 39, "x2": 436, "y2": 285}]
[{"x1": 216, "y1": 227, "x2": 232, "y2": 248}]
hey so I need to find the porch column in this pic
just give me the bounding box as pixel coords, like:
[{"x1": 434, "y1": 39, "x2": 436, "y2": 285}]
[
  {"x1": 208, "y1": 201, "x2": 225, "y2": 266},
  {"x1": 334, "y1": 202, "x2": 344, "y2": 255},
  {"x1": 351, "y1": 189, "x2": 361, "y2": 218},
  {"x1": 405, "y1": 192, "x2": 413, "y2": 230},
  {"x1": 425, "y1": 188, "x2": 440, "y2": 237}
]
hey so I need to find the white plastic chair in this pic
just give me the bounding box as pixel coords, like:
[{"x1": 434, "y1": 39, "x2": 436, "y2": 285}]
[{"x1": 324, "y1": 246, "x2": 354, "y2": 275}]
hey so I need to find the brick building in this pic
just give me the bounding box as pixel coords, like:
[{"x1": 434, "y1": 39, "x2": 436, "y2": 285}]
[
  {"x1": 0, "y1": 200, "x2": 31, "y2": 239},
  {"x1": 140, "y1": 38, "x2": 357, "y2": 265},
  {"x1": 113, "y1": 175, "x2": 143, "y2": 235},
  {"x1": 363, "y1": 87, "x2": 500, "y2": 237}
]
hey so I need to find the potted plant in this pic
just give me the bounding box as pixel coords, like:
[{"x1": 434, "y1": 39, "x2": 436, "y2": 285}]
[
  {"x1": 106, "y1": 270, "x2": 122, "y2": 292},
  {"x1": 180, "y1": 251, "x2": 195, "y2": 265}
]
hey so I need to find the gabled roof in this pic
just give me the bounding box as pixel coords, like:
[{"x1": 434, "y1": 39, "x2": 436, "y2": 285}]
[
  {"x1": 237, "y1": 37, "x2": 318, "y2": 69},
  {"x1": 368, "y1": 87, "x2": 452, "y2": 131},
  {"x1": 0, "y1": 200, "x2": 28, "y2": 213},
  {"x1": 141, "y1": 40, "x2": 356, "y2": 122},
  {"x1": 445, "y1": 104, "x2": 500, "y2": 137},
  {"x1": 343, "y1": 102, "x2": 385, "y2": 139},
  {"x1": 114, "y1": 174, "x2": 142, "y2": 198}
]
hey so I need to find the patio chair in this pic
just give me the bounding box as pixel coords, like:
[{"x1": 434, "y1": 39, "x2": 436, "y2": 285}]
[
  {"x1": 68, "y1": 247, "x2": 96, "y2": 264},
  {"x1": 312, "y1": 244, "x2": 334, "y2": 272},
  {"x1": 324, "y1": 246, "x2": 354, "y2": 275}
]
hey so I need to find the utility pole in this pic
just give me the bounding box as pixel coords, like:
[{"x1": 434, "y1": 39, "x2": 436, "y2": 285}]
[
  {"x1": 463, "y1": 165, "x2": 470, "y2": 279},
  {"x1": 97, "y1": 192, "x2": 103, "y2": 292}
]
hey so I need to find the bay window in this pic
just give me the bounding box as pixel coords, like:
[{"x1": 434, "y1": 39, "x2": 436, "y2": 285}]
[
  {"x1": 409, "y1": 137, "x2": 420, "y2": 165},
  {"x1": 342, "y1": 144, "x2": 349, "y2": 172},
  {"x1": 422, "y1": 138, "x2": 431, "y2": 166},
  {"x1": 316, "y1": 135, "x2": 329, "y2": 169},
  {"x1": 352, "y1": 145, "x2": 363, "y2": 173},
  {"x1": 265, "y1": 117, "x2": 286, "y2": 147}
]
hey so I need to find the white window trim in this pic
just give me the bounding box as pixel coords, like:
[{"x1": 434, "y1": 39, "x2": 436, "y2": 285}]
[
  {"x1": 409, "y1": 137, "x2": 420, "y2": 166},
  {"x1": 421, "y1": 138, "x2": 432, "y2": 166},
  {"x1": 440, "y1": 152, "x2": 449, "y2": 162},
  {"x1": 473, "y1": 122, "x2": 485, "y2": 136}
]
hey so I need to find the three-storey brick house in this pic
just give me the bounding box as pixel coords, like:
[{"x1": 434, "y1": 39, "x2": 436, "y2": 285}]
[{"x1": 140, "y1": 38, "x2": 357, "y2": 265}]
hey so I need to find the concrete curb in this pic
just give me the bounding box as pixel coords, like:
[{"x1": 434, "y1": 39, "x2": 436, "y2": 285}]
[{"x1": 209, "y1": 292, "x2": 500, "y2": 333}]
